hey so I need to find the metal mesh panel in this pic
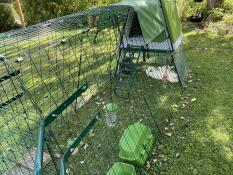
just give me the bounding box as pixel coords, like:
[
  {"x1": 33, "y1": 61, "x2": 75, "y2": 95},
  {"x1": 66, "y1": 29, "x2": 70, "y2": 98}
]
[{"x1": 0, "y1": 3, "x2": 186, "y2": 175}]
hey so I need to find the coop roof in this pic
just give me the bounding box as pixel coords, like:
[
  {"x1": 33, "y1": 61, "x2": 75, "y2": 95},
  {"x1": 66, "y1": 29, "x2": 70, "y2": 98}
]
[{"x1": 116, "y1": 0, "x2": 182, "y2": 44}]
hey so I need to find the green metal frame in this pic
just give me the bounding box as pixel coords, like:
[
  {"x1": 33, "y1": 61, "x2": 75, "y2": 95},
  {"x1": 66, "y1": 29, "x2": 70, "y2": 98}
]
[
  {"x1": 60, "y1": 112, "x2": 100, "y2": 175},
  {"x1": 34, "y1": 83, "x2": 88, "y2": 175},
  {"x1": 120, "y1": 46, "x2": 173, "y2": 54}
]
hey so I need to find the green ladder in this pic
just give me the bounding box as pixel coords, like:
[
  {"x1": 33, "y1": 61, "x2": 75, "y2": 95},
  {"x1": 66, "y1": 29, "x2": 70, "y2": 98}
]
[
  {"x1": 0, "y1": 55, "x2": 24, "y2": 110},
  {"x1": 114, "y1": 51, "x2": 140, "y2": 99}
]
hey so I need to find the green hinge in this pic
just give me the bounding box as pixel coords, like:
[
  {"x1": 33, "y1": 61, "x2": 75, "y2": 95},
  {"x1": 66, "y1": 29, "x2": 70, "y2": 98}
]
[
  {"x1": 34, "y1": 82, "x2": 88, "y2": 175},
  {"x1": 60, "y1": 112, "x2": 100, "y2": 175}
]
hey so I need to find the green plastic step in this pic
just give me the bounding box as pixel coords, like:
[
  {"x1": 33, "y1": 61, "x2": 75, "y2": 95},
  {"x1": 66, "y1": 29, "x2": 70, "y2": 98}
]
[
  {"x1": 119, "y1": 123, "x2": 155, "y2": 166},
  {"x1": 106, "y1": 162, "x2": 137, "y2": 175}
]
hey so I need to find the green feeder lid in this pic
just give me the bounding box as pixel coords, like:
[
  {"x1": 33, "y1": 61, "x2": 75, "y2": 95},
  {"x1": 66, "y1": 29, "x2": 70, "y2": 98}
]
[
  {"x1": 119, "y1": 123, "x2": 155, "y2": 166},
  {"x1": 106, "y1": 162, "x2": 137, "y2": 175},
  {"x1": 105, "y1": 103, "x2": 118, "y2": 112}
]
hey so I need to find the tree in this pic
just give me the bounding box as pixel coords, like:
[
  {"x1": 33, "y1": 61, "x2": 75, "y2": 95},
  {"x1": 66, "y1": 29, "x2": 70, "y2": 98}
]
[
  {"x1": 0, "y1": 0, "x2": 13, "y2": 3},
  {"x1": 208, "y1": 0, "x2": 224, "y2": 10},
  {"x1": 0, "y1": 3, "x2": 15, "y2": 32},
  {"x1": 21, "y1": 0, "x2": 119, "y2": 24}
]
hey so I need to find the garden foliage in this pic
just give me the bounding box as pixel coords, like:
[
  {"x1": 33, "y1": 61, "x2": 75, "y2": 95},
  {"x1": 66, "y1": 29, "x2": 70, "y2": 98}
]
[
  {"x1": 0, "y1": 3, "x2": 15, "y2": 32},
  {"x1": 21, "y1": 0, "x2": 119, "y2": 24}
]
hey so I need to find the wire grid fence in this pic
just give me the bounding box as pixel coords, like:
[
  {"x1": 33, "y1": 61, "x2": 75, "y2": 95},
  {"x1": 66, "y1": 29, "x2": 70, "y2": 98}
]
[{"x1": 0, "y1": 3, "x2": 184, "y2": 175}]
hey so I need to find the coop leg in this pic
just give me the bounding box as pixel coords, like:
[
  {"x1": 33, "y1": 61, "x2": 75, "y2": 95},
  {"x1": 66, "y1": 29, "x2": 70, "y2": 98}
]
[
  {"x1": 171, "y1": 54, "x2": 183, "y2": 87},
  {"x1": 143, "y1": 51, "x2": 146, "y2": 62},
  {"x1": 93, "y1": 30, "x2": 100, "y2": 44}
]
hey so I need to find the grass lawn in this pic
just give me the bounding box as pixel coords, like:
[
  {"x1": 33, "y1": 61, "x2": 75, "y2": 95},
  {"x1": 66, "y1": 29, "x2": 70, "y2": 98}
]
[{"x1": 147, "y1": 15, "x2": 233, "y2": 174}]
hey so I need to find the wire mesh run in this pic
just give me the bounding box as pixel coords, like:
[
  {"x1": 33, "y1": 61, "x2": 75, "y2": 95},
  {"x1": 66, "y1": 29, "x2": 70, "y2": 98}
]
[{"x1": 0, "y1": 3, "x2": 186, "y2": 175}]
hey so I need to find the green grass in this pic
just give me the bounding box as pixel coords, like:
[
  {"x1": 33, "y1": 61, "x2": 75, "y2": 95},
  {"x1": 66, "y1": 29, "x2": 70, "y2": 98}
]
[{"x1": 147, "y1": 16, "x2": 233, "y2": 174}]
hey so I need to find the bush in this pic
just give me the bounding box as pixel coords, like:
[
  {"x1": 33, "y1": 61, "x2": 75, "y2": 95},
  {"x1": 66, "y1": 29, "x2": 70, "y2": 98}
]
[
  {"x1": 0, "y1": 3, "x2": 15, "y2": 32},
  {"x1": 22, "y1": 0, "x2": 119, "y2": 25},
  {"x1": 0, "y1": 0, "x2": 13, "y2": 3},
  {"x1": 177, "y1": 0, "x2": 232, "y2": 22},
  {"x1": 224, "y1": 0, "x2": 233, "y2": 11},
  {"x1": 209, "y1": 7, "x2": 225, "y2": 21},
  {"x1": 176, "y1": 0, "x2": 208, "y2": 21}
]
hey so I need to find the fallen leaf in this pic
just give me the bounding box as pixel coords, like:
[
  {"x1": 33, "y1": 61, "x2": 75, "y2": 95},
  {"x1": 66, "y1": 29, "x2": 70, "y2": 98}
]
[
  {"x1": 165, "y1": 133, "x2": 172, "y2": 137},
  {"x1": 80, "y1": 141, "x2": 84, "y2": 147},
  {"x1": 158, "y1": 145, "x2": 164, "y2": 150},
  {"x1": 191, "y1": 98, "x2": 197, "y2": 102},
  {"x1": 180, "y1": 116, "x2": 185, "y2": 120},
  {"x1": 54, "y1": 153, "x2": 61, "y2": 159},
  {"x1": 66, "y1": 168, "x2": 71, "y2": 174},
  {"x1": 72, "y1": 147, "x2": 79, "y2": 156},
  {"x1": 176, "y1": 152, "x2": 180, "y2": 158},
  {"x1": 83, "y1": 143, "x2": 89, "y2": 151},
  {"x1": 146, "y1": 161, "x2": 151, "y2": 168},
  {"x1": 139, "y1": 119, "x2": 143, "y2": 122},
  {"x1": 181, "y1": 104, "x2": 186, "y2": 109},
  {"x1": 89, "y1": 129, "x2": 95, "y2": 137}
]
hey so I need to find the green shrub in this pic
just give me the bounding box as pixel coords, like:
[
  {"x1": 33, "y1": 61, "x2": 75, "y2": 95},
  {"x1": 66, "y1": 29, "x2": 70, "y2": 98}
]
[
  {"x1": 224, "y1": 0, "x2": 233, "y2": 11},
  {"x1": 0, "y1": 0, "x2": 13, "y2": 3},
  {"x1": 0, "y1": 3, "x2": 15, "y2": 32},
  {"x1": 209, "y1": 7, "x2": 225, "y2": 21},
  {"x1": 21, "y1": 0, "x2": 119, "y2": 25},
  {"x1": 176, "y1": 0, "x2": 232, "y2": 22},
  {"x1": 176, "y1": 0, "x2": 208, "y2": 20}
]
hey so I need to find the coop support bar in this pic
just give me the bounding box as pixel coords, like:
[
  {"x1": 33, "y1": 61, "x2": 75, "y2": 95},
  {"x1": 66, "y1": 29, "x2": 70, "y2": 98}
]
[
  {"x1": 60, "y1": 112, "x2": 100, "y2": 175},
  {"x1": 35, "y1": 122, "x2": 45, "y2": 175},
  {"x1": 34, "y1": 83, "x2": 88, "y2": 175}
]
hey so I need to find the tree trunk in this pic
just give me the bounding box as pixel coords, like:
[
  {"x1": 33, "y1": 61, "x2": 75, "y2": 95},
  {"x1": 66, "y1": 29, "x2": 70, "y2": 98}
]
[
  {"x1": 208, "y1": 0, "x2": 224, "y2": 10},
  {"x1": 15, "y1": 0, "x2": 26, "y2": 27}
]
